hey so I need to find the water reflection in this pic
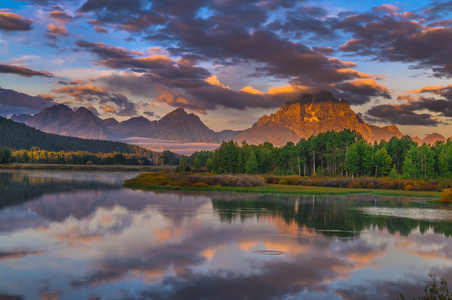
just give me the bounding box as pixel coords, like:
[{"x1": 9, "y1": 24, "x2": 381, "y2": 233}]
[{"x1": 0, "y1": 171, "x2": 452, "y2": 299}]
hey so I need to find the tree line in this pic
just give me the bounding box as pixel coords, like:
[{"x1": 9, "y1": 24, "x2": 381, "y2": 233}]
[
  {"x1": 0, "y1": 148, "x2": 178, "y2": 166},
  {"x1": 188, "y1": 130, "x2": 452, "y2": 180}
]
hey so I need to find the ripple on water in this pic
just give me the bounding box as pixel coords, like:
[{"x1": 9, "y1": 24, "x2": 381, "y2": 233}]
[{"x1": 356, "y1": 207, "x2": 452, "y2": 221}]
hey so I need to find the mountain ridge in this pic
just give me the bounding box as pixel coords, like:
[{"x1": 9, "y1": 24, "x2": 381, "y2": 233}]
[
  {"x1": 235, "y1": 92, "x2": 404, "y2": 146},
  {"x1": 10, "y1": 92, "x2": 450, "y2": 147},
  {"x1": 11, "y1": 105, "x2": 239, "y2": 143}
]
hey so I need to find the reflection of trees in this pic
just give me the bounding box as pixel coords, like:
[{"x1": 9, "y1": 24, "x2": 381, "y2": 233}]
[
  {"x1": 212, "y1": 195, "x2": 452, "y2": 238},
  {"x1": 0, "y1": 172, "x2": 120, "y2": 211}
]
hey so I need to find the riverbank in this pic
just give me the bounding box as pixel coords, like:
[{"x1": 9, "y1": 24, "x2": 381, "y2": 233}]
[
  {"x1": 123, "y1": 172, "x2": 441, "y2": 199},
  {"x1": 0, "y1": 163, "x2": 176, "y2": 172}
]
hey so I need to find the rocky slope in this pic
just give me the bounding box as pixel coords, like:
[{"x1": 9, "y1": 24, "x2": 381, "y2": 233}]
[
  {"x1": 12, "y1": 104, "x2": 112, "y2": 140},
  {"x1": 11, "y1": 105, "x2": 228, "y2": 143},
  {"x1": 146, "y1": 108, "x2": 219, "y2": 143},
  {"x1": 234, "y1": 91, "x2": 403, "y2": 146}
]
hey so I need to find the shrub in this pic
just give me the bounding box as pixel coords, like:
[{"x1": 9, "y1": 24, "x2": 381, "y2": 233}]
[
  {"x1": 441, "y1": 189, "x2": 452, "y2": 204},
  {"x1": 86, "y1": 160, "x2": 94, "y2": 165},
  {"x1": 192, "y1": 182, "x2": 209, "y2": 188},
  {"x1": 405, "y1": 184, "x2": 413, "y2": 191},
  {"x1": 279, "y1": 179, "x2": 288, "y2": 185},
  {"x1": 348, "y1": 181, "x2": 361, "y2": 189}
]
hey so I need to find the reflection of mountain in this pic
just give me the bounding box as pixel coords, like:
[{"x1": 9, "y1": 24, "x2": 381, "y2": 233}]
[{"x1": 212, "y1": 194, "x2": 452, "y2": 237}]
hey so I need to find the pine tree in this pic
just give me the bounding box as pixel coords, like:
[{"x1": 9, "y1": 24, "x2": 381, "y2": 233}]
[
  {"x1": 246, "y1": 151, "x2": 259, "y2": 174},
  {"x1": 403, "y1": 146, "x2": 421, "y2": 179},
  {"x1": 193, "y1": 157, "x2": 201, "y2": 170}
]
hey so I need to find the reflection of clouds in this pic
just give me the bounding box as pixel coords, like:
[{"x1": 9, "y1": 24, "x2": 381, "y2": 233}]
[
  {"x1": 0, "y1": 249, "x2": 43, "y2": 261},
  {"x1": 0, "y1": 208, "x2": 49, "y2": 234},
  {"x1": 68, "y1": 209, "x2": 389, "y2": 299},
  {"x1": 4, "y1": 181, "x2": 452, "y2": 299},
  {"x1": 395, "y1": 229, "x2": 452, "y2": 262}
]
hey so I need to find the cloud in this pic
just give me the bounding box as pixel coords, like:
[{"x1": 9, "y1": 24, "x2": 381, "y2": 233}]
[
  {"x1": 0, "y1": 11, "x2": 33, "y2": 31},
  {"x1": 51, "y1": 84, "x2": 137, "y2": 116},
  {"x1": 48, "y1": 10, "x2": 73, "y2": 24},
  {"x1": 75, "y1": 40, "x2": 143, "y2": 60},
  {"x1": 46, "y1": 23, "x2": 69, "y2": 37},
  {"x1": 0, "y1": 63, "x2": 54, "y2": 77},
  {"x1": 94, "y1": 25, "x2": 107, "y2": 33},
  {"x1": 266, "y1": 6, "x2": 336, "y2": 39},
  {"x1": 394, "y1": 85, "x2": 452, "y2": 118},
  {"x1": 0, "y1": 87, "x2": 57, "y2": 116},
  {"x1": 335, "y1": 79, "x2": 392, "y2": 105},
  {"x1": 337, "y1": 7, "x2": 452, "y2": 78},
  {"x1": 366, "y1": 104, "x2": 440, "y2": 126},
  {"x1": 72, "y1": 2, "x2": 399, "y2": 111}
]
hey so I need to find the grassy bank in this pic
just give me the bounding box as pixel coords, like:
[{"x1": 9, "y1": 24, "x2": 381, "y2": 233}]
[
  {"x1": 0, "y1": 163, "x2": 176, "y2": 172},
  {"x1": 123, "y1": 172, "x2": 441, "y2": 198}
]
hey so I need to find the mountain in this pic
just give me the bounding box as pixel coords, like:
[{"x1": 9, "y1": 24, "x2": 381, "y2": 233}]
[
  {"x1": 235, "y1": 92, "x2": 379, "y2": 146},
  {"x1": 10, "y1": 113, "x2": 32, "y2": 123},
  {"x1": 421, "y1": 133, "x2": 446, "y2": 145},
  {"x1": 114, "y1": 116, "x2": 154, "y2": 137},
  {"x1": 146, "y1": 108, "x2": 219, "y2": 143},
  {"x1": 216, "y1": 130, "x2": 243, "y2": 141},
  {"x1": 12, "y1": 104, "x2": 113, "y2": 140},
  {"x1": 368, "y1": 125, "x2": 403, "y2": 142},
  {"x1": 0, "y1": 116, "x2": 147, "y2": 153},
  {"x1": 234, "y1": 91, "x2": 405, "y2": 146},
  {"x1": 11, "y1": 105, "x2": 224, "y2": 143}
]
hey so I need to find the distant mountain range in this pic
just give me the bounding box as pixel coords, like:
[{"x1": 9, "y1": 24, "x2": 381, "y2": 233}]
[
  {"x1": 11, "y1": 105, "x2": 242, "y2": 143},
  {"x1": 10, "y1": 91, "x2": 448, "y2": 147},
  {"x1": 0, "y1": 115, "x2": 148, "y2": 153}
]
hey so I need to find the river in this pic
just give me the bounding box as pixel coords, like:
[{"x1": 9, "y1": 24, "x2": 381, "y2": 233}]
[{"x1": 1, "y1": 170, "x2": 451, "y2": 299}]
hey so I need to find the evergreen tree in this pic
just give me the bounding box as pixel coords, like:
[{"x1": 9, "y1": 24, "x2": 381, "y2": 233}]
[
  {"x1": 345, "y1": 140, "x2": 373, "y2": 176},
  {"x1": 403, "y1": 146, "x2": 421, "y2": 179},
  {"x1": 193, "y1": 157, "x2": 201, "y2": 170},
  {"x1": 373, "y1": 147, "x2": 392, "y2": 177},
  {"x1": 439, "y1": 142, "x2": 452, "y2": 178},
  {"x1": 0, "y1": 147, "x2": 12, "y2": 164},
  {"x1": 206, "y1": 158, "x2": 213, "y2": 172},
  {"x1": 389, "y1": 166, "x2": 399, "y2": 179},
  {"x1": 246, "y1": 151, "x2": 259, "y2": 174}
]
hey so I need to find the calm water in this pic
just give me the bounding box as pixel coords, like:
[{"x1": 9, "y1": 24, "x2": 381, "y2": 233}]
[{"x1": 1, "y1": 171, "x2": 452, "y2": 299}]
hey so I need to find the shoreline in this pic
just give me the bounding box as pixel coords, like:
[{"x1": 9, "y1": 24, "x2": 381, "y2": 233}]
[
  {"x1": 0, "y1": 163, "x2": 175, "y2": 172},
  {"x1": 123, "y1": 182, "x2": 441, "y2": 199}
]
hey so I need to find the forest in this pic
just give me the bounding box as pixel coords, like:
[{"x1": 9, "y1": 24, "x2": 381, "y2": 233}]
[
  {"x1": 188, "y1": 130, "x2": 452, "y2": 180},
  {"x1": 0, "y1": 116, "x2": 148, "y2": 153},
  {"x1": 0, "y1": 148, "x2": 182, "y2": 166}
]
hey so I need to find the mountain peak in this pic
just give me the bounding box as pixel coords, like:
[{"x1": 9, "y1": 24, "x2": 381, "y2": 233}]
[
  {"x1": 165, "y1": 108, "x2": 187, "y2": 118},
  {"x1": 75, "y1": 107, "x2": 93, "y2": 115},
  {"x1": 422, "y1": 133, "x2": 446, "y2": 145},
  {"x1": 289, "y1": 91, "x2": 340, "y2": 106},
  {"x1": 49, "y1": 104, "x2": 72, "y2": 112},
  {"x1": 235, "y1": 92, "x2": 373, "y2": 146}
]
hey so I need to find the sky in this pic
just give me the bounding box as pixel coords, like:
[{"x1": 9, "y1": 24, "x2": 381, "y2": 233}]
[{"x1": 0, "y1": 0, "x2": 452, "y2": 138}]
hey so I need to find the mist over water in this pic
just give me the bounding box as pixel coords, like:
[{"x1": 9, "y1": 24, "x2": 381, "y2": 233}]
[{"x1": 0, "y1": 170, "x2": 451, "y2": 299}]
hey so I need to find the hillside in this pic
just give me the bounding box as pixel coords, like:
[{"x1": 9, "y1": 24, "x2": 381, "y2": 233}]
[{"x1": 0, "y1": 116, "x2": 145, "y2": 153}]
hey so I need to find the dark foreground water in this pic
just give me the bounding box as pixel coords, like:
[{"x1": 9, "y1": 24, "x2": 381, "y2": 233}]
[{"x1": 1, "y1": 171, "x2": 452, "y2": 299}]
